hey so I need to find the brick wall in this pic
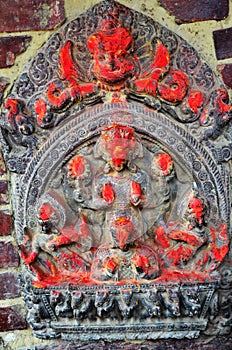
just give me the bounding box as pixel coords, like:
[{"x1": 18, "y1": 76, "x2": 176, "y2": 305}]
[{"x1": 0, "y1": 0, "x2": 231, "y2": 349}]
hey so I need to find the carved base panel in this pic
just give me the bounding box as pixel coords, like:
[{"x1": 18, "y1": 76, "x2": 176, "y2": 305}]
[
  {"x1": 1, "y1": 0, "x2": 231, "y2": 341},
  {"x1": 21, "y1": 275, "x2": 216, "y2": 340}
]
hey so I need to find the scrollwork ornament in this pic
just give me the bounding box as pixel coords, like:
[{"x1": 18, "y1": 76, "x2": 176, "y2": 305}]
[
  {"x1": 29, "y1": 53, "x2": 53, "y2": 87},
  {"x1": 176, "y1": 44, "x2": 200, "y2": 75},
  {"x1": 15, "y1": 73, "x2": 35, "y2": 99},
  {"x1": 45, "y1": 33, "x2": 62, "y2": 65}
]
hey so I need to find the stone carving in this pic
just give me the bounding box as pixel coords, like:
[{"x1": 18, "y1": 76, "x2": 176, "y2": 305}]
[{"x1": 0, "y1": 0, "x2": 231, "y2": 341}]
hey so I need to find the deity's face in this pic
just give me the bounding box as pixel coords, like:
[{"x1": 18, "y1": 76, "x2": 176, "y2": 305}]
[
  {"x1": 88, "y1": 21, "x2": 135, "y2": 85},
  {"x1": 100, "y1": 124, "x2": 138, "y2": 171},
  {"x1": 92, "y1": 48, "x2": 135, "y2": 85}
]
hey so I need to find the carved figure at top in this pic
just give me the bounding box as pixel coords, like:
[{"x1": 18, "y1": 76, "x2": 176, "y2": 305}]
[{"x1": 87, "y1": 20, "x2": 136, "y2": 88}]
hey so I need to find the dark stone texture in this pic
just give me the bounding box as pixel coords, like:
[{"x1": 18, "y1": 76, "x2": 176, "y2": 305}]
[
  {"x1": 0, "y1": 306, "x2": 27, "y2": 331},
  {"x1": 34, "y1": 338, "x2": 232, "y2": 350},
  {"x1": 158, "y1": 0, "x2": 229, "y2": 23},
  {"x1": 0, "y1": 242, "x2": 19, "y2": 267},
  {"x1": 0, "y1": 77, "x2": 10, "y2": 106},
  {"x1": 213, "y1": 27, "x2": 232, "y2": 60},
  {"x1": 0, "y1": 0, "x2": 65, "y2": 33},
  {"x1": 0, "y1": 211, "x2": 11, "y2": 236},
  {"x1": 218, "y1": 64, "x2": 232, "y2": 88},
  {"x1": 0, "y1": 272, "x2": 20, "y2": 300},
  {"x1": 0, "y1": 180, "x2": 9, "y2": 204},
  {"x1": 0, "y1": 155, "x2": 6, "y2": 175},
  {"x1": 0, "y1": 36, "x2": 31, "y2": 68}
]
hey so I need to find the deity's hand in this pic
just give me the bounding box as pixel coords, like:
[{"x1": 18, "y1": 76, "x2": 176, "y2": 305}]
[
  {"x1": 101, "y1": 183, "x2": 115, "y2": 203},
  {"x1": 130, "y1": 181, "x2": 141, "y2": 206}
]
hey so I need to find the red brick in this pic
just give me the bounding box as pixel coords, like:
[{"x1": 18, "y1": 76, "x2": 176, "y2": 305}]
[
  {"x1": 218, "y1": 64, "x2": 232, "y2": 88},
  {"x1": 0, "y1": 211, "x2": 11, "y2": 236},
  {"x1": 0, "y1": 180, "x2": 8, "y2": 204},
  {"x1": 0, "y1": 242, "x2": 19, "y2": 267},
  {"x1": 0, "y1": 272, "x2": 19, "y2": 300},
  {"x1": 0, "y1": 36, "x2": 31, "y2": 68},
  {"x1": 0, "y1": 76, "x2": 10, "y2": 106},
  {"x1": 158, "y1": 0, "x2": 229, "y2": 23},
  {"x1": 213, "y1": 27, "x2": 232, "y2": 60},
  {"x1": 0, "y1": 306, "x2": 27, "y2": 331},
  {"x1": 0, "y1": 0, "x2": 65, "y2": 33}
]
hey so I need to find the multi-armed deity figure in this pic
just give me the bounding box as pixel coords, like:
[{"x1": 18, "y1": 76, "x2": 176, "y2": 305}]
[
  {"x1": 21, "y1": 122, "x2": 229, "y2": 285},
  {"x1": 81, "y1": 124, "x2": 161, "y2": 281}
]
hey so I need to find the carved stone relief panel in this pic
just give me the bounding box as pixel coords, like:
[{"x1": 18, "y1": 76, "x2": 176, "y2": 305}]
[{"x1": 0, "y1": 0, "x2": 231, "y2": 341}]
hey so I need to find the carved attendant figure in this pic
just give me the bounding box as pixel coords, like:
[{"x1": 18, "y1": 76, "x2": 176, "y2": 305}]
[{"x1": 21, "y1": 203, "x2": 92, "y2": 282}]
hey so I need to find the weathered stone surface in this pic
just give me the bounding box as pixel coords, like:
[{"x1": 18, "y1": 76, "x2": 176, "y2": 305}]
[
  {"x1": 0, "y1": 272, "x2": 20, "y2": 300},
  {"x1": 158, "y1": 0, "x2": 229, "y2": 23},
  {"x1": 0, "y1": 306, "x2": 27, "y2": 331},
  {"x1": 0, "y1": 77, "x2": 10, "y2": 106},
  {"x1": 213, "y1": 27, "x2": 232, "y2": 60},
  {"x1": 0, "y1": 0, "x2": 65, "y2": 32},
  {"x1": 0, "y1": 211, "x2": 11, "y2": 236},
  {"x1": 218, "y1": 64, "x2": 232, "y2": 89},
  {"x1": 0, "y1": 242, "x2": 19, "y2": 267},
  {"x1": 0, "y1": 36, "x2": 31, "y2": 68},
  {"x1": 34, "y1": 338, "x2": 232, "y2": 350},
  {"x1": 0, "y1": 180, "x2": 9, "y2": 204},
  {"x1": 0, "y1": 152, "x2": 6, "y2": 175}
]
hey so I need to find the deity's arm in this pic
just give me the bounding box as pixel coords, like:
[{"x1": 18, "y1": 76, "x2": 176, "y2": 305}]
[
  {"x1": 131, "y1": 169, "x2": 168, "y2": 211},
  {"x1": 167, "y1": 228, "x2": 207, "y2": 247},
  {"x1": 46, "y1": 231, "x2": 72, "y2": 250},
  {"x1": 131, "y1": 169, "x2": 152, "y2": 207},
  {"x1": 82, "y1": 176, "x2": 115, "y2": 210}
]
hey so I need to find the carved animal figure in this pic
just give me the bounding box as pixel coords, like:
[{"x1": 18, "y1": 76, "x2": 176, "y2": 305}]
[
  {"x1": 50, "y1": 291, "x2": 72, "y2": 318},
  {"x1": 140, "y1": 289, "x2": 162, "y2": 318},
  {"x1": 94, "y1": 290, "x2": 115, "y2": 318},
  {"x1": 117, "y1": 289, "x2": 137, "y2": 318},
  {"x1": 25, "y1": 295, "x2": 46, "y2": 330},
  {"x1": 71, "y1": 291, "x2": 93, "y2": 320},
  {"x1": 181, "y1": 286, "x2": 201, "y2": 316},
  {"x1": 161, "y1": 287, "x2": 180, "y2": 317}
]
